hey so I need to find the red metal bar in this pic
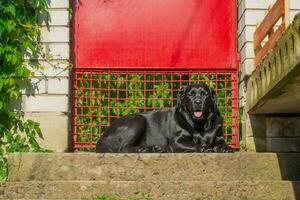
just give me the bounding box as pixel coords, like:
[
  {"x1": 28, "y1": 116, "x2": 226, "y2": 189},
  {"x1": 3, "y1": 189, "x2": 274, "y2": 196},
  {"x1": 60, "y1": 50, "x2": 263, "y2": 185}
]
[
  {"x1": 72, "y1": 69, "x2": 239, "y2": 149},
  {"x1": 74, "y1": 0, "x2": 237, "y2": 70},
  {"x1": 72, "y1": 0, "x2": 240, "y2": 150}
]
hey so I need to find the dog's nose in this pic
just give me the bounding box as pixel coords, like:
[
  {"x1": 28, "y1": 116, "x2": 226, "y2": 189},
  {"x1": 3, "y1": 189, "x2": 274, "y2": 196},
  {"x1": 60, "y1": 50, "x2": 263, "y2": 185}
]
[{"x1": 195, "y1": 99, "x2": 201, "y2": 104}]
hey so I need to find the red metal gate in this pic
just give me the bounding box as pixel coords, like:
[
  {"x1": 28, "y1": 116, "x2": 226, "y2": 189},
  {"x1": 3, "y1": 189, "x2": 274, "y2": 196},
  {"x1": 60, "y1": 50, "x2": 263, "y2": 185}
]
[{"x1": 72, "y1": 0, "x2": 240, "y2": 149}]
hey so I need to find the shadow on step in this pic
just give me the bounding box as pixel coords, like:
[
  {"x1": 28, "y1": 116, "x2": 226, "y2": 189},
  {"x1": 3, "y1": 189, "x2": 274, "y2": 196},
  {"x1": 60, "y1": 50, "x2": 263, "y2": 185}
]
[
  {"x1": 276, "y1": 153, "x2": 300, "y2": 200},
  {"x1": 250, "y1": 114, "x2": 300, "y2": 199}
]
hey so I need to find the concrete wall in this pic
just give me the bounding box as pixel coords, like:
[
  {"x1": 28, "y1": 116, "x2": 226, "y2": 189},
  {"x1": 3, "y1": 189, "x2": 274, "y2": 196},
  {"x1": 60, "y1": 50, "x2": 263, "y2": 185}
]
[
  {"x1": 238, "y1": 0, "x2": 300, "y2": 106},
  {"x1": 238, "y1": 0, "x2": 300, "y2": 151},
  {"x1": 23, "y1": 0, "x2": 70, "y2": 152}
]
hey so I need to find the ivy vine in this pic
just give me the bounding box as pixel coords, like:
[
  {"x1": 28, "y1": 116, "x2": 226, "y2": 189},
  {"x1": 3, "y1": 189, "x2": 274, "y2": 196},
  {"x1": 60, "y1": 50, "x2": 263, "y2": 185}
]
[{"x1": 0, "y1": 0, "x2": 50, "y2": 180}]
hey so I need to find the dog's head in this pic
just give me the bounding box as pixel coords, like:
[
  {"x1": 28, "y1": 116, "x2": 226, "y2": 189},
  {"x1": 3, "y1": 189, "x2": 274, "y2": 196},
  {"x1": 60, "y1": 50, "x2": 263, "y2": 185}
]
[{"x1": 176, "y1": 83, "x2": 217, "y2": 122}]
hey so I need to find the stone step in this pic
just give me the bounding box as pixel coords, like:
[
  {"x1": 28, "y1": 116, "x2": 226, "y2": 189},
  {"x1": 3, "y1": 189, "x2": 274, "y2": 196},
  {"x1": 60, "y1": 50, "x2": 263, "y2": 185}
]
[
  {"x1": 8, "y1": 153, "x2": 300, "y2": 181},
  {"x1": 1, "y1": 180, "x2": 300, "y2": 199}
]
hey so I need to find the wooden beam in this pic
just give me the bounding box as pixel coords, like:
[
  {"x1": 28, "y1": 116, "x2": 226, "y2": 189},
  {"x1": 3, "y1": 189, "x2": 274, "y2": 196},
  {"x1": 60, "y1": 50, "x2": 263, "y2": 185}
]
[
  {"x1": 254, "y1": 24, "x2": 285, "y2": 66},
  {"x1": 253, "y1": 0, "x2": 285, "y2": 50},
  {"x1": 253, "y1": 0, "x2": 290, "y2": 66}
]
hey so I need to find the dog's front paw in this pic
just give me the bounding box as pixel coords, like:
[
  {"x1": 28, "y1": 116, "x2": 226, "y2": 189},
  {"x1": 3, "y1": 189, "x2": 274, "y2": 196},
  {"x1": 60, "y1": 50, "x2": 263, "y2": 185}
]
[
  {"x1": 199, "y1": 145, "x2": 214, "y2": 153},
  {"x1": 151, "y1": 145, "x2": 167, "y2": 153},
  {"x1": 214, "y1": 145, "x2": 234, "y2": 153},
  {"x1": 223, "y1": 146, "x2": 234, "y2": 153},
  {"x1": 137, "y1": 145, "x2": 166, "y2": 153}
]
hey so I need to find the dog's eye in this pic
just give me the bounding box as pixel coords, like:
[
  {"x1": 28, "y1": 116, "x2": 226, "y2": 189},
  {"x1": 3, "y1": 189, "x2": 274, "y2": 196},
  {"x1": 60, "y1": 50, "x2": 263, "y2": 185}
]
[
  {"x1": 200, "y1": 91, "x2": 207, "y2": 96},
  {"x1": 188, "y1": 91, "x2": 195, "y2": 96}
]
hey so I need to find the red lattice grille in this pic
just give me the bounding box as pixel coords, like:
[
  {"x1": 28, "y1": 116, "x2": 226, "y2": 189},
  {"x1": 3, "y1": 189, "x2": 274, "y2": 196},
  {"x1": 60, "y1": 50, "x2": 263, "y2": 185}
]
[{"x1": 72, "y1": 69, "x2": 239, "y2": 149}]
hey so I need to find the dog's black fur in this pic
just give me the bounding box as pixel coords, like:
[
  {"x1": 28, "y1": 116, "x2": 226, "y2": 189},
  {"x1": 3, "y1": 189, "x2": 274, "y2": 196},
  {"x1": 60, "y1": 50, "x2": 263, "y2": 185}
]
[{"x1": 96, "y1": 83, "x2": 233, "y2": 153}]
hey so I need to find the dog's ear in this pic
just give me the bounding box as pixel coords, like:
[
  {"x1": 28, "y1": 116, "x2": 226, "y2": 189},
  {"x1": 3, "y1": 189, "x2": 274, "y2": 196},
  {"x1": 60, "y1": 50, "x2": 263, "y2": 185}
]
[
  {"x1": 209, "y1": 87, "x2": 218, "y2": 112},
  {"x1": 176, "y1": 86, "x2": 187, "y2": 109}
]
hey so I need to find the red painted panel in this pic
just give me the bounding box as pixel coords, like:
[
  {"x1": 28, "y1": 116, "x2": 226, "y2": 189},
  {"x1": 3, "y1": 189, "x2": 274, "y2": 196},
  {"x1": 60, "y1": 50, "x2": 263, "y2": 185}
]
[{"x1": 74, "y1": 0, "x2": 238, "y2": 69}]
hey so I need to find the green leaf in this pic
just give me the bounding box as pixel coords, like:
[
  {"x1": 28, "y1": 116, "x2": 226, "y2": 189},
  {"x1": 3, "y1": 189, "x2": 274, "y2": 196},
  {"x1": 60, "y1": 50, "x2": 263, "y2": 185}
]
[
  {"x1": 5, "y1": 20, "x2": 16, "y2": 32},
  {"x1": 0, "y1": 78, "x2": 3, "y2": 91},
  {"x1": 2, "y1": 5, "x2": 16, "y2": 17}
]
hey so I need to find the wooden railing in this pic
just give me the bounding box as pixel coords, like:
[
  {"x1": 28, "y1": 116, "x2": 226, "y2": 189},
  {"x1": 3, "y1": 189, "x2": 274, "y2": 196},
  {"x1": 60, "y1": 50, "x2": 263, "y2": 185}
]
[{"x1": 253, "y1": 0, "x2": 290, "y2": 66}]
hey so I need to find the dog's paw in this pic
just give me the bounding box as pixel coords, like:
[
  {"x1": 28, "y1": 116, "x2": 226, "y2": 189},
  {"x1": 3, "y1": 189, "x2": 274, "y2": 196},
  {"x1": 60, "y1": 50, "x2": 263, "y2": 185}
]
[
  {"x1": 137, "y1": 145, "x2": 166, "y2": 153},
  {"x1": 138, "y1": 146, "x2": 159, "y2": 153},
  {"x1": 137, "y1": 146, "x2": 151, "y2": 153},
  {"x1": 214, "y1": 145, "x2": 234, "y2": 153},
  {"x1": 223, "y1": 146, "x2": 234, "y2": 153},
  {"x1": 151, "y1": 145, "x2": 167, "y2": 153},
  {"x1": 199, "y1": 145, "x2": 214, "y2": 153},
  {"x1": 203, "y1": 148, "x2": 214, "y2": 153}
]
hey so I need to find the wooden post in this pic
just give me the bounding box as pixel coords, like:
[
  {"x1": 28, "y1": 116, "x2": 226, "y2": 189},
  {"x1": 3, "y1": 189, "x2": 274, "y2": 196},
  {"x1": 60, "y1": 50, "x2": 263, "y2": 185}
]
[
  {"x1": 283, "y1": 0, "x2": 290, "y2": 29},
  {"x1": 253, "y1": 0, "x2": 290, "y2": 66}
]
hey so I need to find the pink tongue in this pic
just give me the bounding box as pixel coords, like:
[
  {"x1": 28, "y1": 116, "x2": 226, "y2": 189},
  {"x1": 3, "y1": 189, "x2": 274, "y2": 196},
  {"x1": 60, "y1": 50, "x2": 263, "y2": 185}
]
[{"x1": 194, "y1": 111, "x2": 203, "y2": 118}]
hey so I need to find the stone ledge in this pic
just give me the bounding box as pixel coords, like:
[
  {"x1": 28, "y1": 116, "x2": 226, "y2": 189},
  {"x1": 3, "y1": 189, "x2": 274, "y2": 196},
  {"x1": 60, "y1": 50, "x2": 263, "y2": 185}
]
[
  {"x1": 7, "y1": 153, "x2": 300, "y2": 182},
  {"x1": 247, "y1": 13, "x2": 300, "y2": 113},
  {"x1": 267, "y1": 117, "x2": 300, "y2": 137},
  {"x1": 267, "y1": 137, "x2": 300, "y2": 152},
  {"x1": 1, "y1": 180, "x2": 299, "y2": 199}
]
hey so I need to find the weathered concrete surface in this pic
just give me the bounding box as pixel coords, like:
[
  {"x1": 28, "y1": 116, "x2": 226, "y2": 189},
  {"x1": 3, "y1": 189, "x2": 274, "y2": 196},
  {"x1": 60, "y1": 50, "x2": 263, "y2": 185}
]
[
  {"x1": 266, "y1": 116, "x2": 300, "y2": 152},
  {"x1": 244, "y1": 13, "x2": 300, "y2": 152},
  {"x1": 0, "y1": 183, "x2": 4, "y2": 199},
  {"x1": 8, "y1": 153, "x2": 300, "y2": 182},
  {"x1": 1, "y1": 180, "x2": 300, "y2": 200},
  {"x1": 242, "y1": 114, "x2": 267, "y2": 152},
  {"x1": 247, "y1": 13, "x2": 300, "y2": 114},
  {"x1": 244, "y1": 115, "x2": 300, "y2": 152},
  {"x1": 267, "y1": 137, "x2": 300, "y2": 152},
  {"x1": 267, "y1": 117, "x2": 300, "y2": 137},
  {"x1": 4, "y1": 153, "x2": 300, "y2": 199},
  {"x1": 25, "y1": 112, "x2": 69, "y2": 152},
  {"x1": 238, "y1": 0, "x2": 300, "y2": 110}
]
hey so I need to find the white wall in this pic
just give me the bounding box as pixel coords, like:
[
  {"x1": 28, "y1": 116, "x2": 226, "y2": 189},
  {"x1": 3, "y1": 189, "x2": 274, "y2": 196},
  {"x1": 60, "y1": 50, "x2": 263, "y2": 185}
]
[{"x1": 23, "y1": 0, "x2": 70, "y2": 152}]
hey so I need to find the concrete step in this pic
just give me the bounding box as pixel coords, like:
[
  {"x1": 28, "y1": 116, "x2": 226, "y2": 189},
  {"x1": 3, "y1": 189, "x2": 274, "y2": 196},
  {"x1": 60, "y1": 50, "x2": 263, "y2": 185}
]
[
  {"x1": 8, "y1": 153, "x2": 300, "y2": 181},
  {"x1": 1, "y1": 180, "x2": 300, "y2": 199}
]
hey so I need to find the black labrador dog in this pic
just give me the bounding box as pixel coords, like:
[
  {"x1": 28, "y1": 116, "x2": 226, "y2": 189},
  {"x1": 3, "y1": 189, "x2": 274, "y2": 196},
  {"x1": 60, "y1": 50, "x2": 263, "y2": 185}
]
[{"x1": 96, "y1": 83, "x2": 233, "y2": 153}]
